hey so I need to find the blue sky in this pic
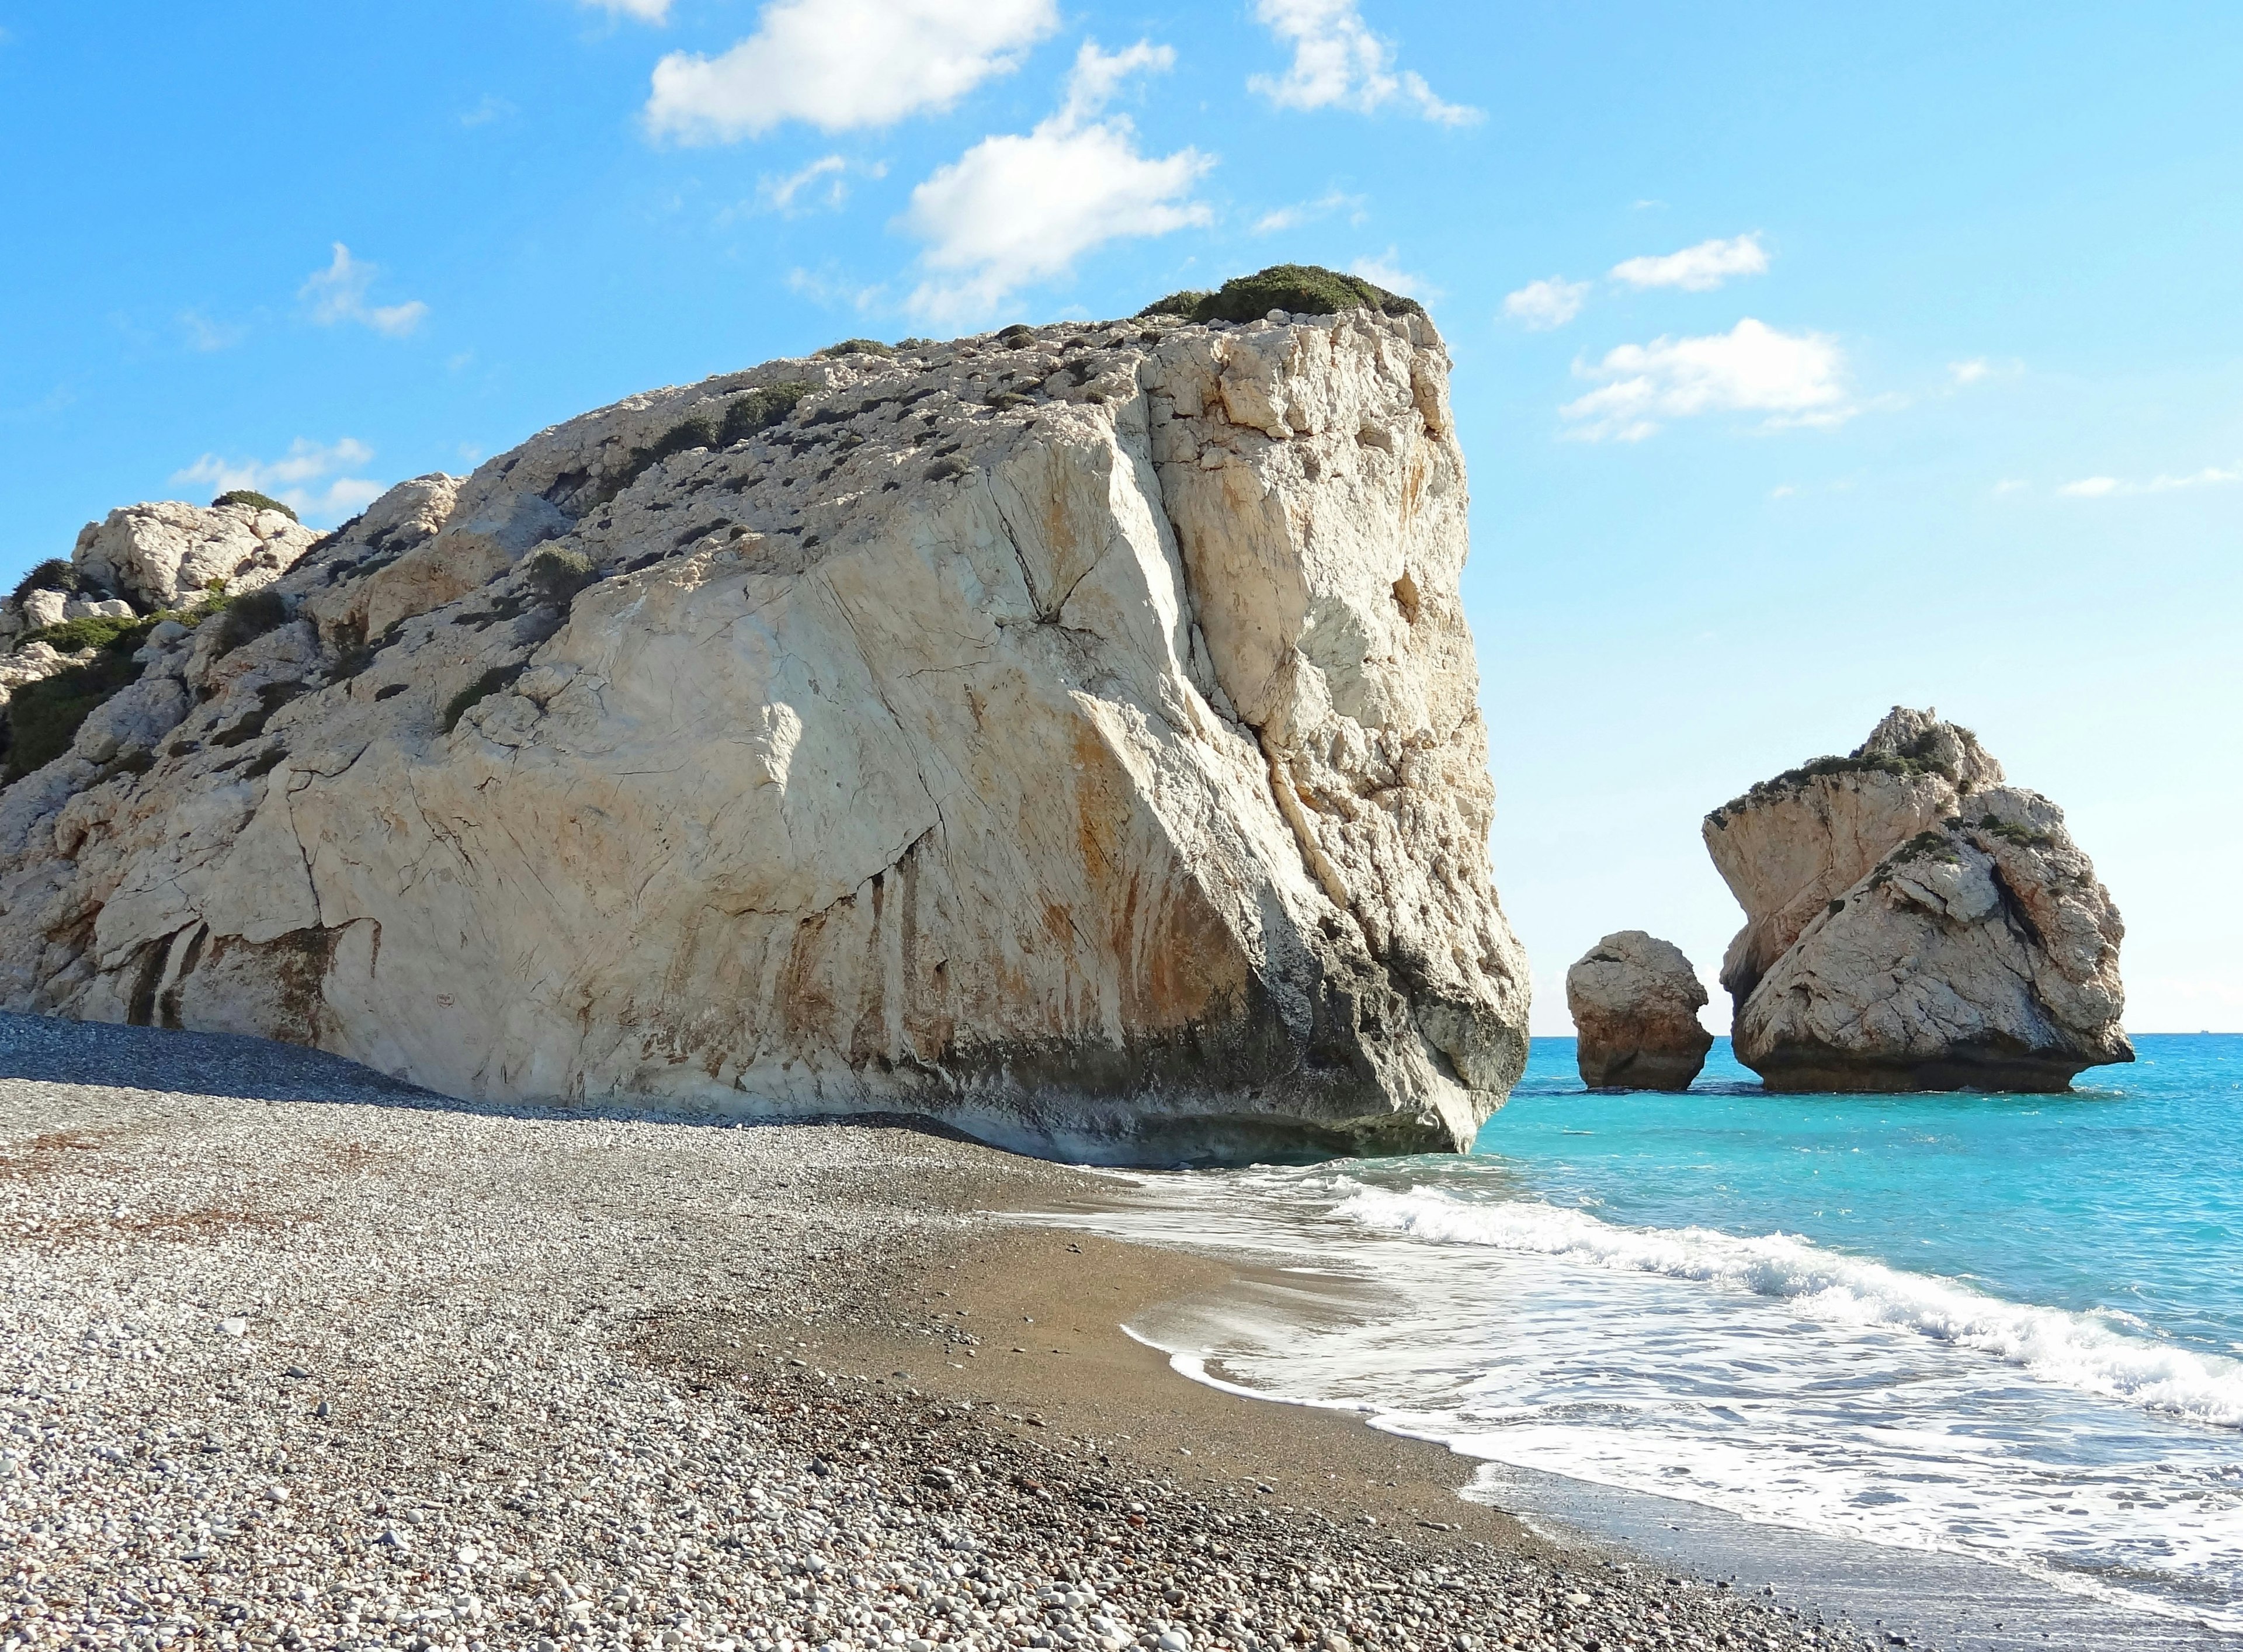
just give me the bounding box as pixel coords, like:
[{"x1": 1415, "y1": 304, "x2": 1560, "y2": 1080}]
[{"x1": 2, "y1": 1, "x2": 2237, "y2": 1033}]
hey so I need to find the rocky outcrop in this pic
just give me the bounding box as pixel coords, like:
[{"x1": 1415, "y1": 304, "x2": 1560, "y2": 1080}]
[
  {"x1": 0, "y1": 299, "x2": 1531, "y2": 1163},
  {"x1": 0, "y1": 501, "x2": 322, "y2": 725},
  {"x1": 71, "y1": 500, "x2": 318, "y2": 612},
  {"x1": 1565, "y1": 931, "x2": 1712, "y2": 1090},
  {"x1": 1707, "y1": 707, "x2": 2129, "y2": 1092}
]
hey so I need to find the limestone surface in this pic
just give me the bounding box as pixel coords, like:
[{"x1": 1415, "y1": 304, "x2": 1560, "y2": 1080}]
[
  {"x1": 0, "y1": 308, "x2": 1531, "y2": 1162},
  {"x1": 1707, "y1": 707, "x2": 2129, "y2": 1092},
  {"x1": 71, "y1": 499, "x2": 318, "y2": 610},
  {"x1": 1565, "y1": 931, "x2": 1712, "y2": 1090}
]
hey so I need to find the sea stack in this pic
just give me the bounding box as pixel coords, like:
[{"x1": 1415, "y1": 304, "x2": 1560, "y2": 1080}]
[
  {"x1": 0, "y1": 272, "x2": 1532, "y2": 1164},
  {"x1": 1706, "y1": 707, "x2": 2130, "y2": 1091},
  {"x1": 1565, "y1": 931, "x2": 1713, "y2": 1091}
]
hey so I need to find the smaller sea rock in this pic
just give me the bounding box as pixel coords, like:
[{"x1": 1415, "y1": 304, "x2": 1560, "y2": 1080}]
[{"x1": 1566, "y1": 931, "x2": 1713, "y2": 1091}]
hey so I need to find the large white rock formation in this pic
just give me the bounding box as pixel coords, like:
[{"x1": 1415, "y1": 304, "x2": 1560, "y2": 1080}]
[
  {"x1": 0, "y1": 308, "x2": 1531, "y2": 1162},
  {"x1": 1565, "y1": 931, "x2": 1712, "y2": 1091},
  {"x1": 1706, "y1": 707, "x2": 2129, "y2": 1092}
]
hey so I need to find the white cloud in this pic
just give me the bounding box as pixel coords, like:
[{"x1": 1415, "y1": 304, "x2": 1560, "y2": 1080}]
[
  {"x1": 1560, "y1": 318, "x2": 1849, "y2": 442},
  {"x1": 172, "y1": 439, "x2": 384, "y2": 525},
  {"x1": 1350, "y1": 249, "x2": 1436, "y2": 302},
  {"x1": 180, "y1": 311, "x2": 247, "y2": 353},
  {"x1": 2058, "y1": 463, "x2": 2239, "y2": 499},
  {"x1": 1992, "y1": 478, "x2": 2030, "y2": 496},
  {"x1": 902, "y1": 40, "x2": 1211, "y2": 325},
  {"x1": 1501, "y1": 276, "x2": 1587, "y2": 331},
  {"x1": 786, "y1": 267, "x2": 889, "y2": 313},
  {"x1": 754, "y1": 154, "x2": 890, "y2": 216},
  {"x1": 1949, "y1": 358, "x2": 1991, "y2": 386},
  {"x1": 583, "y1": 0, "x2": 670, "y2": 19},
  {"x1": 1610, "y1": 232, "x2": 1768, "y2": 292},
  {"x1": 461, "y1": 95, "x2": 517, "y2": 128},
  {"x1": 300, "y1": 244, "x2": 428, "y2": 338},
  {"x1": 1249, "y1": 0, "x2": 1477, "y2": 126},
  {"x1": 1252, "y1": 189, "x2": 1366, "y2": 234},
  {"x1": 645, "y1": 0, "x2": 1057, "y2": 143}
]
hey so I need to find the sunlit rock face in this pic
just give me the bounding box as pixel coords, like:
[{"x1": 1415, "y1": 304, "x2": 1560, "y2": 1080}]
[
  {"x1": 1707, "y1": 707, "x2": 2130, "y2": 1092},
  {"x1": 0, "y1": 308, "x2": 1530, "y2": 1164},
  {"x1": 1566, "y1": 931, "x2": 1712, "y2": 1092}
]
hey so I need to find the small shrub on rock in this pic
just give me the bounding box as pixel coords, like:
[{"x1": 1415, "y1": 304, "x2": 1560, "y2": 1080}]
[
  {"x1": 443, "y1": 663, "x2": 529, "y2": 734},
  {"x1": 213, "y1": 589, "x2": 289, "y2": 656},
  {"x1": 1137, "y1": 290, "x2": 1210, "y2": 320},
  {"x1": 10, "y1": 558, "x2": 83, "y2": 605},
  {"x1": 815, "y1": 338, "x2": 894, "y2": 359},
  {"x1": 526, "y1": 546, "x2": 596, "y2": 604},
  {"x1": 719, "y1": 381, "x2": 810, "y2": 447},
  {"x1": 211, "y1": 490, "x2": 299, "y2": 522}
]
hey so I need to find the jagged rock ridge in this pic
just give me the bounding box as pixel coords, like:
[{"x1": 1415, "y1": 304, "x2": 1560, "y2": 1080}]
[
  {"x1": 0, "y1": 302, "x2": 1531, "y2": 1162},
  {"x1": 1706, "y1": 707, "x2": 2129, "y2": 1092}
]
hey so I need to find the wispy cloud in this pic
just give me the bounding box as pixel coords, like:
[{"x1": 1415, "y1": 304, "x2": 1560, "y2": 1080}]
[
  {"x1": 902, "y1": 40, "x2": 1211, "y2": 326},
  {"x1": 1501, "y1": 276, "x2": 1587, "y2": 331},
  {"x1": 300, "y1": 245, "x2": 428, "y2": 338},
  {"x1": 1350, "y1": 249, "x2": 1436, "y2": 302},
  {"x1": 461, "y1": 94, "x2": 517, "y2": 128},
  {"x1": 753, "y1": 154, "x2": 888, "y2": 216},
  {"x1": 786, "y1": 267, "x2": 889, "y2": 313},
  {"x1": 1252, "y1": 190, "x2": 1366, "y2": 234},
  {"x1": 172, "y1": 439, "x2": 384, "y2": 524},
  {"x1": 180, "y1": 311, "x2": 248, "y2": 353},
  {"x1": 582, "y1": 0, "x2": 670, "y2": 20},
  {"x1": 1561, "y1": 318, "x2": 1849, "y2": 442},
  {"x1": 2058, "y1": 464, "x2": 2239, "y2": 499},
  {"x1": 645, "y1": 0, "x2": 1057, "y2": 143},
  {"x1": 1249, "y1": 0, "x2": 1477, "y2": 126},
  {"x1": 1610, "y1": 232, "x2": 1768, "y2": 292}
]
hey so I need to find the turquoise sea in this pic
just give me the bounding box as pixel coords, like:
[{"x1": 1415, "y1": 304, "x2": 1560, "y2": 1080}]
[{"x1": 1075, "y1": 1035, "x2": 2243, "y2": 1639}]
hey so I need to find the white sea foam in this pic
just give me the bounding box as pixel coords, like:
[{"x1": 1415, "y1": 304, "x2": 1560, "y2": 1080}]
[{"x1": 1328, "y1": 1185, "x2": 2243, "y2": 1428}]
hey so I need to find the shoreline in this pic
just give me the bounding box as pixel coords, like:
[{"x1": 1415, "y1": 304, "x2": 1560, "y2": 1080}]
[
  {"x1": 0, "y1": 1014, "x2": 1851, "y2": 1652},
  {"x1": 13, "y1": 1016, "x2": 2231, "y2": 1650}
]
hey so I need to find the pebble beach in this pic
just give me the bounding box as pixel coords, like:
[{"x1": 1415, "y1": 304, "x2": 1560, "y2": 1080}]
[{"x1": 1, "y1": 1015, "x2": 1873, "y2": 1652}]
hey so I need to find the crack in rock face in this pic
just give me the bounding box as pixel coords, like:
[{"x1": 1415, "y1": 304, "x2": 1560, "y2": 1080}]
[
  {"x1": 1705, "y1": 706, "x2": 2131, "y2": 1093},
  {"x1": 0, "y1": 308, "x2": 1531, "y2": 1164}
]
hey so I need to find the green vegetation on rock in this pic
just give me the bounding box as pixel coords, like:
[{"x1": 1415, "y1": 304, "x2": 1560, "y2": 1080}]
[
  {"x1": 19, "y1": 613, "x2": 148, "y2": 655},
  {"x1": 443, "y1": 663, "x2": 528, "y2": 734},
  {"x1": 526, "y1": 546, "x2": 596, "y2": 604},
  {"x1": 600, "y1": 382, "x2": 813, "y2": 504},
  {"x1": 212, "y1": 589, "x2": 290, "y2": 656},
  {"x1": 1, "y1": 615, "x2": 171, "y2": 783},
  {"x1": 1137, "y1": 264, "x2": 1425, "y2": 325},
  {"x1": 211, "y1": 490, "x2": 299, "y2": 522},
  {"x1": 10, "y1": 559, "x2": 83, "y2": 605},
  {"x1": 1709, "y1": 749, "x2": 1957, "y2": 824},
  {"x1": 816, "y1": 338, "x2": 894, "y2": 359}
]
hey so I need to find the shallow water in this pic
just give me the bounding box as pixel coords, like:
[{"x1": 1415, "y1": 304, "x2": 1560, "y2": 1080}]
[{"x1": 1068, "y1": 1035, "x2": 2243, "y2": 1640}]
